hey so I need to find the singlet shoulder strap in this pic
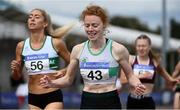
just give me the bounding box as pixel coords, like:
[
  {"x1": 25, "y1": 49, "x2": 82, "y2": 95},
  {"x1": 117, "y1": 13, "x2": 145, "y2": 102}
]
[
  {"x1": 132, "y1": 56, "x2": 138, "y2": 65},
  {"x1": 149, "y1": 57, "x2": 157, "y2": 69},
  {"x1": 149, "y1": 57, "x2": 153, "y2": 65}
]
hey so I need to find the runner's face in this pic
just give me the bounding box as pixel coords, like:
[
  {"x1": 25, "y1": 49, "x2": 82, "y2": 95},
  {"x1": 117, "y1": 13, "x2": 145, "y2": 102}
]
[
  {"x1": 28, "y1": 10, "x2": 47, "y2": 31},
  {"x1": 84, "y1": 15, "x2": 104, "y2": 41},
  {"x1": 136, "y1": 39, "x2": 151, "y2": 57}
]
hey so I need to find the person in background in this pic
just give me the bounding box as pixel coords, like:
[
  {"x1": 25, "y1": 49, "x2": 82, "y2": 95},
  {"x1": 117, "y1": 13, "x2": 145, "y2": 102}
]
[
  {"x1": 120, "y1": 34, "x2": 179, "y2": 109},
  {"x1": 40, "y1": 4, "x2": 146, "y2": 109},
  {"x1": 11, "y1": 8, "x2": 74, "y2": 109},
  {"x1": 16, "y1": 82, "x2": 28, "y2": 109},
  {"x1": 172, "y1": 47, "x2": 180, "y2": 109}
]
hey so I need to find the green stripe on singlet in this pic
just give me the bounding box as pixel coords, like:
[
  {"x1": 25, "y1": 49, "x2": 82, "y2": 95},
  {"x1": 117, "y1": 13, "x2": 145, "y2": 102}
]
[
  {"x1": 109, "y1": 67, "x2": 119, "y2": 77},
  {"x1": 49, "y1": 57, "x2": 59, "y2": 70}
]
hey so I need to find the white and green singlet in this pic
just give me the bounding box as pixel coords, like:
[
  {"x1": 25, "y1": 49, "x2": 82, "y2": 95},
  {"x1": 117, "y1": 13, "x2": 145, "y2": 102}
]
[
  {"x1": 22, "y1": 36, "x2": 59, "y2": 75},
  {"x1": 79, "y1": 39, "x2": 119, "y2": 85}
]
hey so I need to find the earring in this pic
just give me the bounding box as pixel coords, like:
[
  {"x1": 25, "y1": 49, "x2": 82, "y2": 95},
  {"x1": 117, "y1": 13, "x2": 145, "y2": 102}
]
[{"x1": 103, "y1": 29, "x2": 110, "y2": 35}]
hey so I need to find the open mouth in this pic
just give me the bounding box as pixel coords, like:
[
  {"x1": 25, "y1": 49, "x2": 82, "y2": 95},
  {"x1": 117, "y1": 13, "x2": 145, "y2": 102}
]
[
  {"x1": 30, "y1": 23, "x2": 36, "y2": 26},
  {"x1": 87, "y1": 31, "x2": 97, "y2": 36}
]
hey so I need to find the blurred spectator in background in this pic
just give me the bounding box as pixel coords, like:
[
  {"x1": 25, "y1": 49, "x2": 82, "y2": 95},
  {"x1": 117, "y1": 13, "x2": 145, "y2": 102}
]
[{"x1": 16, "y1": 82, "x2": 28, "y2": 109}]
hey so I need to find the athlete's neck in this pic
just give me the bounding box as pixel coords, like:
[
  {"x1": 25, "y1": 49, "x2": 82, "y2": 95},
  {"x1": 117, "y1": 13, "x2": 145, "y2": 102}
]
[
  {"x1": 89, "y1": 37, "x2": 106, "y2": 50},
  {"x1": 30, "y1": 30, "x2": 45, "y2": 43},
  {"x1": 137, "y1": 55, "x2": 149, "y2": 65}
]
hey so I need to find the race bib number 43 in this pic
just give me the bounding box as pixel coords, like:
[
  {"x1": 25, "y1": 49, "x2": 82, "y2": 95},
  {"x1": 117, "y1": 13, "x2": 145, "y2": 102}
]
[{"x1": 80, "y1": 62, "x2": 109, "y2": 81}]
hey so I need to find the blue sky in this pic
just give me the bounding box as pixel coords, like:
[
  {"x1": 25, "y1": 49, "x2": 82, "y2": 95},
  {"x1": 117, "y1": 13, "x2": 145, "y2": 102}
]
[{"x1": 8, "y1": 0, "x2": 180, "y2": 30}]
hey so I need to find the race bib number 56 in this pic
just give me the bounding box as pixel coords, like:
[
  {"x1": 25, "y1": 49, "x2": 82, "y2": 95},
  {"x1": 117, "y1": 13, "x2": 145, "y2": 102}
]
[{"x1": 24, "y1": 54, "x2": 49, "y2": 72}]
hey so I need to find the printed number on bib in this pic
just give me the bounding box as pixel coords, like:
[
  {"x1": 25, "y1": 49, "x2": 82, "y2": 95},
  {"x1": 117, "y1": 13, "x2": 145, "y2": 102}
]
[
  {"x1": 31, "y1": 61, "x2": 43, "y2": 70},
  {"x1": 81, "y1": 69, "x2": 109, "y2": 81},
  {"x1": 87, "y1": 70, "x2": 102, "y2": 80}
]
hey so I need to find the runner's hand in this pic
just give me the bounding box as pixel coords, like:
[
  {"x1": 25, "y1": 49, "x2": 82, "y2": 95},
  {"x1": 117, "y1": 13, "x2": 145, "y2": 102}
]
[{"x1": 39, "y1": 75, "x2": 52, "y2": 88}]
